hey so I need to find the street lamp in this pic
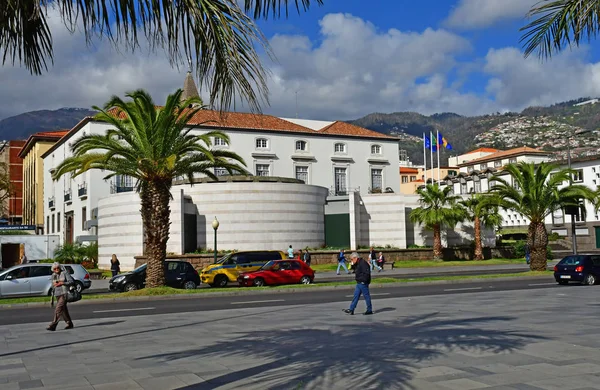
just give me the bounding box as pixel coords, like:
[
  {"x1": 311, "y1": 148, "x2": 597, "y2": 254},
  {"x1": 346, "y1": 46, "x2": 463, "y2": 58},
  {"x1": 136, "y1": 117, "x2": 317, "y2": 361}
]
[{"x1": 212, "y1": 216, "x2": 220, "y2": 263}]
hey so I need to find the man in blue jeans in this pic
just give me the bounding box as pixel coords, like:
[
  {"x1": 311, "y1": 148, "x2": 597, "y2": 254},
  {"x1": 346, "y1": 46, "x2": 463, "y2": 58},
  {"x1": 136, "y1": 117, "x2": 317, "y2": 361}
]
[{"x1": 344, "y1": 252, "x2": 373, "y2": 315}]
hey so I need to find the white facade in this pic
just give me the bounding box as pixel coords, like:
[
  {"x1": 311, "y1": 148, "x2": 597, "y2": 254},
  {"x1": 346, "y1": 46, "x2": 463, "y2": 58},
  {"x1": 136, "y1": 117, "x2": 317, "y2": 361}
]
[
  {"x1": 448, "y1": 148, "x2": 499, "y2": 167},
  {"x1": 458, "y1": 148, "x2": 551, "y2": 174}
]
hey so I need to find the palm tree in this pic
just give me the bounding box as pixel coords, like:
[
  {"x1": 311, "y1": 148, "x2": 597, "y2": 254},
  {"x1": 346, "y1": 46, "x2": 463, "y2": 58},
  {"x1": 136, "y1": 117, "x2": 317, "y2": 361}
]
[
  {"x1": 410, "y1": 184, "x2": 465, "y2": 260},
  {"x1": 491, "y1": 162, "x2": 596, "y2": 271},
  {"x1": 53, "y1": 89, "x2": 247, "y2": 287},
  {"x1": 0, "y1": 1, "x2": 324, "y2": 111},
  {"x1": 521, "y1": 0, "x2": 600, "y2": 58},
  {"x1": 460, "y1": 194, "x2": 503, "y2": 261}
]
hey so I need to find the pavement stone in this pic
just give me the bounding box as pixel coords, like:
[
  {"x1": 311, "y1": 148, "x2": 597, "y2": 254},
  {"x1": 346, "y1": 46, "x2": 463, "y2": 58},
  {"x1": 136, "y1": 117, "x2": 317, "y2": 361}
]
[{"x1": 1, "y1": 284, "x2": 600, "y2": 389}]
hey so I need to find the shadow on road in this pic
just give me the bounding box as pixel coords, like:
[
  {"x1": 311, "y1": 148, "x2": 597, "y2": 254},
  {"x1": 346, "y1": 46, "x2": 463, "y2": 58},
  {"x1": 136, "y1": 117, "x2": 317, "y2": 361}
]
[
  {"x1": 73, "y1": 320, "x2": 125, "y2": 328},
  {"x1": 135, "y1": 312, "x2": 547, "y2": 390}
]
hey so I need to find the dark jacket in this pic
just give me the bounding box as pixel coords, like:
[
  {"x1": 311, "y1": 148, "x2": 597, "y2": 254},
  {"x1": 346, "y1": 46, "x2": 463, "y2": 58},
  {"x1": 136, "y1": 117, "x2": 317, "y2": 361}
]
[
  {"x1": 111, "y1": 259, "x2": 120, "y2": 272},
  {"x1": 354, "y1": 258, "x2": 371, "y2": 285}
]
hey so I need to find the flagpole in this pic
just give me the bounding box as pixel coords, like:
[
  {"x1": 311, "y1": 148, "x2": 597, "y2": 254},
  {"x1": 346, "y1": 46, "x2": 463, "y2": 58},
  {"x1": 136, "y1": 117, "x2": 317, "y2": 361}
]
[
  {"x1": 437, "y1": 130, "x2": 441, "y2": 183},
  {"x1": 423, "y1": 133, "x2": 427, "y2": 184},
  {"x1": 429, "y1": 131, "x2": 434, "y2": 185}
]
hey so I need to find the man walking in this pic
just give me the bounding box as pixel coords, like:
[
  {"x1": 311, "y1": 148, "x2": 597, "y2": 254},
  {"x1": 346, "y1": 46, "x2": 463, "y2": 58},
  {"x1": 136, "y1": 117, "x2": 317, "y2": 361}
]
[
  {"x1": 344, "y1": 252, "x2": 373, "y2": 315},
  {"x1": 337, "y1": 249, "x2": 350, "y2": 275},
  {"x1": 303, "y1": 248, "x2": 312, "y2": 267}
]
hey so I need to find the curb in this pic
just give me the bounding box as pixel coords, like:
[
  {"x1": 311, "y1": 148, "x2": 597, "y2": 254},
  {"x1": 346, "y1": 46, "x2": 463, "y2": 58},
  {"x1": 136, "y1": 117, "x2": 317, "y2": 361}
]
[{"x1": 0, "y1": 274, "x2": 554, "y2": 309}]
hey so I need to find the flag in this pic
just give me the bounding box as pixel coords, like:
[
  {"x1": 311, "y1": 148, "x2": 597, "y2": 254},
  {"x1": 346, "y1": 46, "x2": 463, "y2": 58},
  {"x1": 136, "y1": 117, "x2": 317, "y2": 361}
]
[
  {"x1": 437, "y1": 132, "x2": 453, "y2": 150},
  {"x1": 425, "y1": 135, "x2": 437, "y2": 152}
]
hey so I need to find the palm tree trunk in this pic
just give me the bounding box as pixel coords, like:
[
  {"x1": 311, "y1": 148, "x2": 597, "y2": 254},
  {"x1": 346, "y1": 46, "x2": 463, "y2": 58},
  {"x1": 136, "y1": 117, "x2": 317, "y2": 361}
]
[
  {"x1": 433, "y1": 224, "x2": 443, "y2": 260},
  {"x1": 140, "y1": 180, "x2": 172, "y2": 288},
  {"x1": 528, "y1": 222, "x2": 548, "y2": 271},
  {"x1": 473, "y1": 216, "x2": 483, "y2": 260}
]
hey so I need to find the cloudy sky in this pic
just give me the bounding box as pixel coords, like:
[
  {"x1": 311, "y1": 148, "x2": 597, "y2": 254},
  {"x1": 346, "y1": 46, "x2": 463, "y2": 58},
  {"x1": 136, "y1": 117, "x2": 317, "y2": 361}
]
[{"x1": 1, "y1": 0, "x2": 599, "y2": 121}]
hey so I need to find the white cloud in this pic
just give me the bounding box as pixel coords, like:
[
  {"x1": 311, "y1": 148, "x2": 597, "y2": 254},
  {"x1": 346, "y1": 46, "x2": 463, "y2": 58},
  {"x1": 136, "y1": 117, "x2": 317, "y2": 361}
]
[
  {"x1": 483, "y1": 46, "x2": 600, "y2": 112},
  {"x1": 445, "y1": 0, "x2": 538, "y2": 29}
]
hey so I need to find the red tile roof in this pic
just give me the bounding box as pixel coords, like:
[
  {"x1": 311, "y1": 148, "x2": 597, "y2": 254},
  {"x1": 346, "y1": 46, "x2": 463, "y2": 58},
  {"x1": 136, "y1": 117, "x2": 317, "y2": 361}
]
[
  {"x1": 399, "y1": 167, "x2": 420, "y2": 174},
  {"x1": 460, "y1": 146, "x2": 551, "y2": 166},
  {"x1": 18, "y1": 129, "x2": 70, "y2": 158},
  {"x1": 317, "y1": 121, "x2": 394, "y2": 139}
]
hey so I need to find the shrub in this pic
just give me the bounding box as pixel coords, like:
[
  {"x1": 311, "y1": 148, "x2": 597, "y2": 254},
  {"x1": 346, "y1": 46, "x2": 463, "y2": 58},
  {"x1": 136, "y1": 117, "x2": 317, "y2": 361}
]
[{"x1": 54, "y1": 242, "x2": 98, "y2": 267}]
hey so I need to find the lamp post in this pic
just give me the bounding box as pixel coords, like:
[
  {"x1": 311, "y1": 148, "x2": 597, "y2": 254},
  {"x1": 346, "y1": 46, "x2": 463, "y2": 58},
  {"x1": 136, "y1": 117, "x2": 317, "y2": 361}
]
[{"x1": 212, "y1": 216, "x2": 219, "y2": 264}]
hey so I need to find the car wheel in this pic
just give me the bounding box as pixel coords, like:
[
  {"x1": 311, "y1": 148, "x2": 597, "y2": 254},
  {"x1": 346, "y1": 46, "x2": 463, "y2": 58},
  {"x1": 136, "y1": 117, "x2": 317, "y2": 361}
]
[
  {"x1": 584, "y1": 274, "x2": 596, "y2": 285},
  {"x1": 215, "y1": 275, "x2": 228, "y2": 288},
  {"x1": 75, "y1": 281, "x2": 84, "y2": 293},
  {"x1": 558, "y1": 280, "x2": 569, "y2": 285},
  {"x1": 300, "y1": 276, "x2": 311, "y2": 285},
  {"x1": 253, "y1": 278, "x2": 265, "y2": 287},
  {"x1": 124, "y1": 283, "x2": 138, "y2": 292},
  {"x1": 184, "y1": 280, "x2": 197, "y2": 290}
]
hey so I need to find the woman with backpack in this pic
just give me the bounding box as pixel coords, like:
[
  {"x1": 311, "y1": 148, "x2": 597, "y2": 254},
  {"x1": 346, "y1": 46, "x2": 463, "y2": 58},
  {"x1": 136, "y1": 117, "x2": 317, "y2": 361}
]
[{"x1": 47, "y1": 262, "x2": 74, "y2": 331}]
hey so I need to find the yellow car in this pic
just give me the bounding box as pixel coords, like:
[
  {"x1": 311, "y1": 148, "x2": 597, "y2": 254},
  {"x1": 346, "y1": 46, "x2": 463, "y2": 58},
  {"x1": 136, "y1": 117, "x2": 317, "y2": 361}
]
[{"x1": 200, "y1": 251, "x2": 286, "y2": 287}]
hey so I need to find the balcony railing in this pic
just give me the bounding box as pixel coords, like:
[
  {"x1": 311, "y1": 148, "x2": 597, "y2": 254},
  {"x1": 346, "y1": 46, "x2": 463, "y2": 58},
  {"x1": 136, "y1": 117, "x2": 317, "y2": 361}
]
[
  {"x1": 328, "y1": 187, "x2": 360, "y2": 196},
  {"x1": 78, "y1": 183, "x2": 87, "y2": 197},
  {"x1": 368, "y1": 186, "x2": 395, "y2": 194},
  {"x1": 64, "y1": 190, "x2": 72, "y2": 203},
  {"x1": 110, "y1": 183, "x2": 135, "y2": 194},
  {"x1": 48, "y1": 197, "x2": 55, "y2": 209}
]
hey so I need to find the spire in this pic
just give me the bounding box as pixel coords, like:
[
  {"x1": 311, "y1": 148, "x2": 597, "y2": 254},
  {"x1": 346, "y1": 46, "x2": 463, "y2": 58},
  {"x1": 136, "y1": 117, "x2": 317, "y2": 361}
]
[{"x1": 181, "y1": 58, "x2": 200, "y2": 102}]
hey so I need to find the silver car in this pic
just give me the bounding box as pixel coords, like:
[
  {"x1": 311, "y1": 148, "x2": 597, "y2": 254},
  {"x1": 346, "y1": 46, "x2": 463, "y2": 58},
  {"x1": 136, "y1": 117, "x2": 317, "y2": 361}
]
[{"x1": 0, "y1": 264, "x2": 92, "y2": 298}]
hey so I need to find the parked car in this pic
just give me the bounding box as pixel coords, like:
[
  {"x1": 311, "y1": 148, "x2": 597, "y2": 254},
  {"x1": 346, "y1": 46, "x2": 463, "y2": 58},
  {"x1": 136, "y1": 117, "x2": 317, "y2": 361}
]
[
  {"x1": 0, "y1": 263, "x2": 91, "y2": 298},
  {"x1": 554, "y1": 254, "x2": 600, "y2": 285},
  {"x1": 237, "y1": 259, "x2": 314, "y2": 287},
  {"x1": 201, "y1": 251, "x2": 285, "y2": 288},
  {"x1": 109, "y1": 260, "x2": 200, "y2": 292}
]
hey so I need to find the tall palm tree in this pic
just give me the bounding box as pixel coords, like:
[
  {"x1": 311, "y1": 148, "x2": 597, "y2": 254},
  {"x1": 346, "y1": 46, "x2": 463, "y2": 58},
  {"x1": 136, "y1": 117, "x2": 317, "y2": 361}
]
[
  {"x1": 521, "y1": 0, "x2": 600, "y2": 58},
  {"x1": 491, "y1": 162, "x2": 596, "y2": 271},
  {"x1": 53, "y1": 89, "x2": 247, "y2": 287},
  {"x1": 460, "y1": 194, "x2": 503, "y2": 261},
  {"x1": 1, "y1": 1, "x2": 324, "y2": 111},
  {"x1": 410, "y1": 184, "x2": 465, "y2": 260}
]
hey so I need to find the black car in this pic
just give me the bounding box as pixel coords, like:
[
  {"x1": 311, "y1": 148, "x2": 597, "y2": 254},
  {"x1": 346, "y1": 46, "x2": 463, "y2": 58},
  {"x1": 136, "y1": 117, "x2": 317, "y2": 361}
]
[
  {"x1": 554, "y1": 254, "x2": 600, "y2": 285},
  {"x1": 109, "y1": 261, "x2": 201, "y2": 292}
]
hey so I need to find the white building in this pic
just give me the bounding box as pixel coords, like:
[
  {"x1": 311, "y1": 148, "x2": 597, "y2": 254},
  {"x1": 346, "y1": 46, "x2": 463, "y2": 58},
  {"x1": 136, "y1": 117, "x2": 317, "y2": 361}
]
[
  {"x1": 456, "y1": 146, "x2": 551, "y2": 174},
  {"x1": 447, "y1": 147, "x2": 500, "y2": 167}
]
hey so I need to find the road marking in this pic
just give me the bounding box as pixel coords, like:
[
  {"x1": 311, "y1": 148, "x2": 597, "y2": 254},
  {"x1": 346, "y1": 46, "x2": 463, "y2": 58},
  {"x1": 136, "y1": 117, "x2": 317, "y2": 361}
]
[
  {"x1": 93, "y1": 307, "x2": 155, "y2": 313},
  {"x1": 345, "y1": 293, "x2": 391, "y2": 298},
  {"x1": 230, "y1": 299, "x2": 285, "y2": 305},
  {"x1": 528, "y1": 282, "x2": 557, "y2": 286},
  {"x1": 443, "y1": 287, "x2": 483, "y2": 292}
]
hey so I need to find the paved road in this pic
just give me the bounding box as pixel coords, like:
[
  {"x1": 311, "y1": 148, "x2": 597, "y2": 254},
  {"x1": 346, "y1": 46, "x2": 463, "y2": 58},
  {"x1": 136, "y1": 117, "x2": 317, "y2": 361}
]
[
  {"x1": 1, "y1": 278, "x2": 600, "y2": 389},
  {"x1": 0, "y1": 276, "x2": 563, "y2": 326}
]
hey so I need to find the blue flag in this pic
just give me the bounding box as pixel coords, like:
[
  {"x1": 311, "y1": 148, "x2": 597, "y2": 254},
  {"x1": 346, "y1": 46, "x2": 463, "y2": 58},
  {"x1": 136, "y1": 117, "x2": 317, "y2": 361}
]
[{"x1": 425, "y1": 135, "x2": 437, "y2": 152}]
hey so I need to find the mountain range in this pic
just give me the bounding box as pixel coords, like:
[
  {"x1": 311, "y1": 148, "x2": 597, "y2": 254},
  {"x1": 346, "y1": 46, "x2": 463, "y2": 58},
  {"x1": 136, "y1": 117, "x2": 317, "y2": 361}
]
[{"x1": 2, "y1": 98, "x2": 599, "y2": 165}]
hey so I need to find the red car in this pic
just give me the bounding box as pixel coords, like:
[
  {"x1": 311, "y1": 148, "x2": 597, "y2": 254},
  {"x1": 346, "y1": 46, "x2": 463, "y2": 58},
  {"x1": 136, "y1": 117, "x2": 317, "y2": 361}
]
[{"x1": 237, "y1": 260, "x2": 314, "y2": 287}]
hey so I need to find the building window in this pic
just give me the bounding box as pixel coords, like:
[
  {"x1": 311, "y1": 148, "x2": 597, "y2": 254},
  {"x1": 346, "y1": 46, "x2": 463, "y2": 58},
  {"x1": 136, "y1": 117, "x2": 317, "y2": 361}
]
[
  {"x1": 256, "y1": 138, "x2": 268, "y2": 149},
  {"x1": 256, "y1": 164, "x2": 270, "y2": 177},
  {"x1": 334, "y1": 167, "x2": 347, "y2": 195},
  {"x1": 448, "y1": 170, "x2": 457, "y2": 177},
  {"x1": 82, "y1": 207, "x2": 87, "y2": 230},
  {"x1": 46, "y1": 216, "x2": 49, "y2": 232},
  {"x1": 572, "y1": 169, "x2": 584, "y2": 183},
  {"x1": 410, "y1": 175, "x2": 417, "y2": 182},
  {"x1": 295, "y1": 166, "x2": 308, "y2": 183},
  {"x1": 552, "y1": 210, "x2": 564, "y2": 225},
  {"x1": 295, "y1": 140, "x2": 307, "y2": 151},
  {"x1": 460, "y1": 182, "x2": 467, "y2": 194},
  {"x1": 474, "y1": 180, "x2": 481, "y2": 193},
  {"x1": 401, "y1": 176, "x2": 409, "y2": 184},
  {"x1": 214, "y1": 137, "x2": 227, "y2": 146},
  {"x1": 489, "y1": 180, "x2": 497, "y2": 190},
  {"x1": 334, "y1": 143, "x2": 346, "y2": 153},
  {"x1": 371, "y1": 169, "x2": 383, "y2": 190},
  {"x1": 509, "y1": 158, "x2": 517, "y2": 164},
  {"x1": 52, "y1": 214, "x2": 55, "y2": 234},
  {"x1": 494, "y1": 161, "x2": 502, "y2": 168},
  {"x1": 214, "y1": 167, "x2": 229, "y2": 177},
  {"x1": 57, "y1": 212, "x2": 60, "y2": 232},
  {"x1": 480, "y1": 163, "x2": 488, "y2": 170},
  {"x1": 371, "y1": 145, "x2": 382, "y2": 155},
  {"x1": 467, "y1": 167, "x2": 474, "y2": 173}
]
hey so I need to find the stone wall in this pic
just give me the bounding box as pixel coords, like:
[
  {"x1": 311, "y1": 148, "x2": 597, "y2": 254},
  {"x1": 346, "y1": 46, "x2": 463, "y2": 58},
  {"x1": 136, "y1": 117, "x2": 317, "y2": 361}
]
[{"x1": 134, "y1": 246, "x2": 518, "y2": 270}]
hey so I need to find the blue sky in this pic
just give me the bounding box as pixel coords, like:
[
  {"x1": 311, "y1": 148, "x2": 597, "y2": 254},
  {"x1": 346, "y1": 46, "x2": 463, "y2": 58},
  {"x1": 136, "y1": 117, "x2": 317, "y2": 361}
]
[{"x1": 2, "y1": 0, "x2": 600, "y2": 121}]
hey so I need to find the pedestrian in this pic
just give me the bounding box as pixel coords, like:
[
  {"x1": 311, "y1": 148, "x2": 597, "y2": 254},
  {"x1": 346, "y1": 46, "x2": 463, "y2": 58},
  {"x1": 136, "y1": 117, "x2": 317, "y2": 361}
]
[
  {"x1": 369, "y1": 246, "x2": 382, "y2": 272},
  {"x1": 377, "y1": 252, "x2": 385, "y2": 270},
  {"x1": 344, "y1": 252, "x2": 373, "y2": 315},
  {"x1": 337, "y1": 249, "x2": 350, "y2": 275},
  {"x1": 47, "y1": 262, "x2": 74, "y2": 331},
  {"x1": 287, "y1": 245, "x2": 294, "y2": 259},
  {"x1": 303, "y1": 248, "x2": 312, "y2": 267},
  {"x1": 297, "y1": 249, "x2": 303, "y2": 261},
  {"x1": 110, "y1": 254, "x2": 120, "y2": 277},
  {"x1": 525, "y1": 244, "x2": 531, "y2": 265},
  {"x1": 20, "y1": 252, "x2": 28, "y2": 264}
]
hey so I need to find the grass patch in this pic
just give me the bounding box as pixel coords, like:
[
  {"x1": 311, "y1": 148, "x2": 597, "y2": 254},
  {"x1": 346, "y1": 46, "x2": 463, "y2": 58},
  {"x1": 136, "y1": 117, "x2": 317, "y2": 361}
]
[
  {"x1": 310, "y1": 258, "x2": 527, "y2": 272},
  {"x1": 0, "y1": 271, "x2": 553, "y2": 306}
]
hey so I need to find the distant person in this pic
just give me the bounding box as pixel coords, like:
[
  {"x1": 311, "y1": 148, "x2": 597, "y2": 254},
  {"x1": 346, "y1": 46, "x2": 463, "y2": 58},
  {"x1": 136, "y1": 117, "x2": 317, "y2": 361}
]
[
  {"x1": 337, "y1": 249, "x2": 350, "y2": 275},
  {"x1": 303, "y1": 248, "x2": 312, "y2": 267},
  {"x1": 369, "y1": 246, "x2": 382, "y2": 272},
  {"x1": 110, "y1": 254, "x2": 120, "y2": 277},
  {"x1": 287, "y1": 245, "x2": 294, "y2": 259},
  {"x1": 47, "y1": 262, "x2": 74, "y2": 331},
  {"x1": 20, "y1": 253, "x2": 28, "y2": 264},
  {"x1": 344, "y1": 252, "x2": 373, "y2": 315},
  {"x1": 377, "y1": 252, "x2": 385, "y2": 270},
  {"x1": 525, "y1": 244, "x2": 531, "y2": 265},
  {"x1": 297, "y1": 249, "x2": 303, "y2": 261}
]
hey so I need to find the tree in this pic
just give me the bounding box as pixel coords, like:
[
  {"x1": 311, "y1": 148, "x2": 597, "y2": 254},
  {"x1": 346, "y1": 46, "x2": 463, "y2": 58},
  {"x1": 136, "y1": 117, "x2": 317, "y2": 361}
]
[
  {"x1": 0, "y1": 1, "x2": 323, "y2": 111},
  {"x1": 410, "y1": 184, "x2": 464, "y2": 260},
  {"x1": 490, "y1": 162, "x2": 596, "y2": 271},
  {"x1": 460, "y1": 194, "x2": 503, "y2": 261},
  {"x1": 521, "y1": 0, "x2": 600, "y2": 58},
  {"x1": 53, "y1": 89, "x2": 247, "y2": 287}
]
